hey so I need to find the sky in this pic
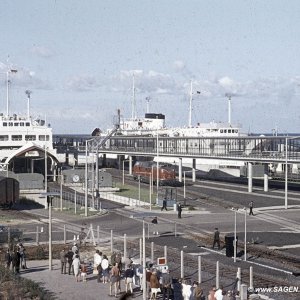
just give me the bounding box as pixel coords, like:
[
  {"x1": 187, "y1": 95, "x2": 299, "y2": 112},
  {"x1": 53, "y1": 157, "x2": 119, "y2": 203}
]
[{"x1": 1, "y1": 0, "x2": 300, "y2": 134}]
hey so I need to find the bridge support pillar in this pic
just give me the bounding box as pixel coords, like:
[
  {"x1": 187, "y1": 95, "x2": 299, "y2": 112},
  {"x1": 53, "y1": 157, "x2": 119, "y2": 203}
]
[
  {"x1": 129, "y1": 156, "x2": 133, "y2": 175},
  {"x1": 178, "y1": 158, "x2": 182, "y2": 182},
  {"x1": 264, "y1": 164, "x2": 268, "y2": 192},
  {"x1": 248, "y1": 162, "x2": 253, "y2": 193},
  {"x1": 192, "y1": 159, "x2": 196, "y2": 182}
]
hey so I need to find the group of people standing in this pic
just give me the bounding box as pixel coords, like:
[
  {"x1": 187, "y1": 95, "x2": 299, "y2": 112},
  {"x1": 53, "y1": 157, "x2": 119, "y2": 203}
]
[
  {"x1": 60, "y1": 242, "x2": 81, "y2": 281},
  {"x1": 5, "y1": 243, "x2": 27, "y2": 274}
]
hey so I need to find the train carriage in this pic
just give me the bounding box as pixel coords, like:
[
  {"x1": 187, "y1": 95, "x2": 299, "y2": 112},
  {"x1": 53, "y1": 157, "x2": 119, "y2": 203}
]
[{"x1": 132, "y1": 161, "x2": 176, "y2": 185}]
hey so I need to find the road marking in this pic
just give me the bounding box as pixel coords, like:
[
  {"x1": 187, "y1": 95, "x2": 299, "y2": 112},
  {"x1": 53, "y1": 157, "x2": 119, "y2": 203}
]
[{"x1": 188, "y1": 252, "x2": 211, "y2": 256}]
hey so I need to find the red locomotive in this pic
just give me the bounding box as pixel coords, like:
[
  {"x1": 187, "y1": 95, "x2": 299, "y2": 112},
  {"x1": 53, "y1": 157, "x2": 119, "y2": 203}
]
[{"x1": 132, "y1": 161, "x2": 176, "y2": 185}]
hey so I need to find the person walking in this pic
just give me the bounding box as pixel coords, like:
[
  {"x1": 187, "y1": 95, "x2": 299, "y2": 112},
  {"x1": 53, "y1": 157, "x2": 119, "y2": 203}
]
[
  {"x1": 124, "y1": 264, "x2": 134, "y2": 294},
  {"x1": 249, "y1": 201, "x2": 254, "y2": 215},
  {"x1": 18, "y1": 243, "x2": 27, "y2": 269},
  {"x1": 110, "y1": 262, "x2": 121, "y2": 297},
  {"x1": 161, "y1": 197, "x2": 167, "y2": 211},
  {"x1": 60, "y1": 248, "x2": 67, "y2": 274},
  {"x1": 193, "y1": 282, "x2": 203, "y2": 300},
  {"x1": 101, "y1": 255, "x2": 109, "y2": 284},
  {"x1": 149, "y1": 270, "x2": 160, "y2": 300},
  {"x1": 94, "y1": 250, "x2": 102, "y2": 282},
  {"x1": 161, "y1": 269, "x2": 172, "y2": 300},
  {"x1": 72, "y1": 254, "x2": 81, "y2": 282},
  {"x1": 65, "y1": 248, "x2": 74, "y2": 275},
  {"x1": 182, "y1": 279, "x2": 192, "y2": 300},
  {"x1": 177, "y1": 203, "x2": 182, "y2": 219},
  {"x1": 212, "y1": 228, "x2": 220, "y2": 250},
  {"x1": 5, "y1": 249, "x2": 11, "y2": 269}
]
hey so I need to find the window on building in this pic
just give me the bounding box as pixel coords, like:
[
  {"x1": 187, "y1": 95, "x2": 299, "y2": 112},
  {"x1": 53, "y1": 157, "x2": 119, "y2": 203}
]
[
  {"x1": 0, "y1": 135, "x2": 8, "y2": 141},
  {"x1": 25, "y1": 135, "x2": 36, "y2": 141},
  {"x1": 12, "y1": 135, "x2": 22, "y2": 141}
]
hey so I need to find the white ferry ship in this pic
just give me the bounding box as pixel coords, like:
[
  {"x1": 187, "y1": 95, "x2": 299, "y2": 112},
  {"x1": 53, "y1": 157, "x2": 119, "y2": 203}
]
[{"x1": 0, "y1": 84, "x2": 58, "y2": 178}]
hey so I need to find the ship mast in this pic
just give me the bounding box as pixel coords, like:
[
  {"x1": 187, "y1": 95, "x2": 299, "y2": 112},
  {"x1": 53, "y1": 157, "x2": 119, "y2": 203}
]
[
  {"x1": 6, "y1": 70, "x2": 17, "y2": 117},
  {"x1": 189, "y1": 80, "x2": 193, "y2": 127},
  {"x1": 226, "y1": 93, "x2": 232, "y2": 124},
  {"x1": 5, "y1": 57, "x2": 18, "y2": 117},
  {"x1": 25, "y1": 90, "x2": 32, "y2": 120},
  {"x1": 131, "y1": 73, "x2": 137, "y2": 119},
  {"x1": 146, "y1": 96, "x2": 150, "y2": 113}
]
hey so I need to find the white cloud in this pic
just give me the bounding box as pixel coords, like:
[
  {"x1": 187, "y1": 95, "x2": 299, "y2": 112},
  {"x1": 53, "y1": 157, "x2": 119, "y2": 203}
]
[
  {"x1": 64, "y1": 75, "x2": 100, "y2": 92},
  {"x1": 173, "y1": 60, "x2": 185, "y2": 71},
  {"x1": 111, "y1": 69, "x2": 179, "y2": 95},
  {"x1": 0, "y1": 62, "x2": 51, "y2": 90},
  {"x1": 30, "y1": 45, "x2": 55, "y2": 58}
]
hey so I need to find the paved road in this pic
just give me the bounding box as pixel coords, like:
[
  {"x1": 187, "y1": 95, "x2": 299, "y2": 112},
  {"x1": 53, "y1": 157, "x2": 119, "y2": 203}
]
[{"x1": 21, "y1": 259, "x2": 144, "y2": 300}]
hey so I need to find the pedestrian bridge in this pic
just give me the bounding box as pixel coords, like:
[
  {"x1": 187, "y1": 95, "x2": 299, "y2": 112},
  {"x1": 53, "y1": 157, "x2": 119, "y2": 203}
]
[
  {"x1": 97, "y1": 135, "x2": 300, "y2": 164},
  {"x1": 53, "y1": 134, "x2": 300, "y2": 163}
]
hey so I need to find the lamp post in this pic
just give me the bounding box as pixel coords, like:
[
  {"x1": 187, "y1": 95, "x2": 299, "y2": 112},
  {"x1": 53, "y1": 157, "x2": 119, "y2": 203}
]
[
  {"x1": 84, "y1": 138, "x2": 94, "y2": 217},
  {"x1": 156, "y1": 132, "x2": 159, "y2": 200},
  {"x1": 231, "y1": 208, "x2": 237, "y2": 263},
  {"x1": 40, "y1": 191, "x2": 60, "y2": 271},
  {"x1": 138, "y1": 175, "x2": 141, "y2": 206},
  {"x1": 48, "y1": 195, "x2": 52, "y2": 270},
  {"x1": 44, "y1": 145, "x2": 48, "y2": 208},
  {"x1": 244, "y1": 207, "x2": 247, "y2": 261},
  {"x1": 234, "y1": 209, "x2": 237, "y2": 263},
  {"x1": 285, "y1": 136, "x2": 300, "y2": 209},
  {"x1": 184, "y1": 171, "x2": 186, "y2": 199}
]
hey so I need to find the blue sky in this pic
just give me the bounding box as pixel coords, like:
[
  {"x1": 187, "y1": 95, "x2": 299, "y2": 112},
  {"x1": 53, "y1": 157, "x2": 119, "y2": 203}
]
[{"x1": 1, "y1": 0, "x2": 300, "y2": 134}]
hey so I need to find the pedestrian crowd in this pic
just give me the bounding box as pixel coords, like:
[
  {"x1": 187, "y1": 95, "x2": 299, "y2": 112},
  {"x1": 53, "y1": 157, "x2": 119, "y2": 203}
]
[{"x1": 4, "y1": 242, "x2": 27, "y2": 274}]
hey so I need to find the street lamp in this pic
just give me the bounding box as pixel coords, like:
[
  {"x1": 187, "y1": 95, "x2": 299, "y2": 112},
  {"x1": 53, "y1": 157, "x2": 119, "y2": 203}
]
[
  {"x1": 40, "y1": 191, "x2": 60, "y2": 271},
  {"x1": 244, "y1": 207, "x2": 247, "y2": 262},
  {"x1": 85, "y1": 138, "x2": 94, "y2": 217},
  {"x1": 156, "y1": 132, "x2": 159, "y2": 200},
  {"x1": 231, "y1": 207, "x2": 247, "y2": 262},
  {"x1": 231, "y1": 207, "x2": 237, "y2": 263}
]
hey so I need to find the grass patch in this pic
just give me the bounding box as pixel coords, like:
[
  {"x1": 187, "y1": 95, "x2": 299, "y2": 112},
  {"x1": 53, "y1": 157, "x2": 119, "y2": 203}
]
[
  {"x1": 0, "y1": 265, "x2": 54, "y2": 299},
  {"x1": 115, "y1": 183, "x2": 157, "y2": 205}
]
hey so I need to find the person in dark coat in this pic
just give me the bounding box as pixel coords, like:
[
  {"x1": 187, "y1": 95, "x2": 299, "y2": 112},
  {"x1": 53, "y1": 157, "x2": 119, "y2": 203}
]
[
  {"x1": 172, "y1": 278, "x2": 183, "y2": 300},
  {"x1": 249, "y1": 201, "x2": 254, "y2": 215},
  {"x1": 5, "y1": 249, "x2": 11, "y2": 269},
  {"x1": 65, "y1": 249, "x2": 74, "y2": 275},
  {"x1": 212, "y1": 228, "x2": 220, "y2": 250},
  {"x1": 11, "y1": 248, "x2": 21, "y2": 274},
  {"x1": 161, "y1": 269, "x2": 172, "y2": 300},
  {"x1": 177, "y1": 203, "x2": 182, "y2": 219},
  {"x1": 161, "y1": 197, "x2": 167, "y2": 211}
]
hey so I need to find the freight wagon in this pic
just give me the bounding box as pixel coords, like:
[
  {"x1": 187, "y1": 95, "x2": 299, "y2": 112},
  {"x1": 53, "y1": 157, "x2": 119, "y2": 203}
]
[{"x1": 0, "y1": 177, "x2": 19, "y2": 208}]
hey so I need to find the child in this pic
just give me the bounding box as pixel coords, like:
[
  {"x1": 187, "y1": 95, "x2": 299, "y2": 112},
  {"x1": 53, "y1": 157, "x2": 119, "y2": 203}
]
[{"x1": 80, "y1": 263, "x2": 88, "y2": 282}]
